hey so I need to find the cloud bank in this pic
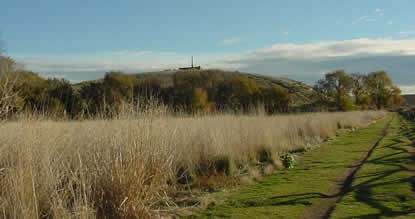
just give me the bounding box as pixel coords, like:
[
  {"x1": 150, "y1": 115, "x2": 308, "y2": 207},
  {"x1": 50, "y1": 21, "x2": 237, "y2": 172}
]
[{"x1": 15, "y1": 38, "x2": 415, "y2": 93}]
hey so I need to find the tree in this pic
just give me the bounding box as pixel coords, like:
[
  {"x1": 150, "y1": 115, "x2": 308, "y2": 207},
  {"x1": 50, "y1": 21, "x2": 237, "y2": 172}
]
[
  {"x1": 315, "y1": 78, "x2": 332, "y2": 106},
  {"x1": 215, "y1": 81, "x2": 233, "y2": 110},
  {"x1": 0, "y1": 56, "x2": 21, "y2": 118},
  {"x1": 104, "y1": 72, "x2": 138, "y2": 102},
  {"x1": 229, "y1": 76, "x2": 260, "y2": 111},
  {"x1": 367, "y1": 71, "x2": 393, "y2": 109},
  {"x1": 101, "y1": 72, "x2": 139, "y2": 115},
  {"x1": 314, "y1": 70, "x2": 353, "y2": 111},
  {"x1": 338, "y1": 95, "x2": 354, "y2": 111},
  {"x1": 391, "y1": 86, "x2": 404, "y2": 107},
  {"x1": 79, "y1": 82, "x2": 106, "y2": 116},
  {"x1": 172, "y1": 71, "x2": 208, "y2": 111},
  {"x1": 134, "y1": 79, "x2": 162, "y2": 98},
  {"x1": 351, "y1": 73, "x2": 371, "y2": 108},
  {"x1": 191, "y1": 88, "x2": 212, "y2": 113},
  {"x1": 260, "y1": 85, "x2": 290, "y2": 113},
  {"x1": 47, "y1": 78, "x2": 82, "y2": 117},
  {"x1": 16, "y1": 71, "x2": 50, "y2": 112}
]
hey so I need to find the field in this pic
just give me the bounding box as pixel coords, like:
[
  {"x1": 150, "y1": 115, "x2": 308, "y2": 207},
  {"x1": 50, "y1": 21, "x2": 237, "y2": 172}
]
[
  {"x1": 186, "y1": 113, "x2": 415, "y2": 218},
  {"x1": 0, "y1": 111, "x2": 387, "y2": 218},
  {"x1": 2, "y1": 1, "x2": 414, "y2": 219}
]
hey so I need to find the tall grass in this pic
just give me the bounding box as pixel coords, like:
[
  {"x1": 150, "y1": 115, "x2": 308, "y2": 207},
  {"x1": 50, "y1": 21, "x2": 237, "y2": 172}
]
[{"x1": 0, "y1": 111, "x2": 386, "y2": 218}]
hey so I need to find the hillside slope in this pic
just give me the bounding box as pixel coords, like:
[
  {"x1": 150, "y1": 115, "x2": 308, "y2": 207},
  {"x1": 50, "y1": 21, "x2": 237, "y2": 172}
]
[
  {"x1": 74, "y1": 69, "x2": 316, "y2": 108},
  {"x1": 402, "y1": 94, "x2": 415, "y2": 106}
]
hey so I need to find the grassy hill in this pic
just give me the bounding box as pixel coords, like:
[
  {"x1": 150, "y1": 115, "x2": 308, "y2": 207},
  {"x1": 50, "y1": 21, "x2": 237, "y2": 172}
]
[{"x1": 74, "y1": 69, "x2": 317, "y2": 108}]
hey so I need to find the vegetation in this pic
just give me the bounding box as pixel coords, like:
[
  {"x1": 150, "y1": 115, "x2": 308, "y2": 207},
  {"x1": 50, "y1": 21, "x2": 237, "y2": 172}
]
[
  {"x1": 0, "y1": 63, "x2": 298, "y2": 118},
  {"x1": 0, "y1": 51, "x2": 405, "y2": 120},
  {"x1": 0, "y1": 111, "x2": 385, "y2": 218},
  {"x1": 0, "y1": 50, "x2": 409, "y2": 218},
  {"x1": 315, "y1": 70, "x2": 403, "y2": 111},
  {"x1": 331, "y1": 115, "x2": 415, "y2": 218},
  {"x1": 315, "y1": 70, "x2": 354, "y2": 111},
  {"x1": 0, "y1": 56, "x2": 21, "y2": 119},
  {"x1": 189, "y1": 115, "x2": 392, "y2": 218}
]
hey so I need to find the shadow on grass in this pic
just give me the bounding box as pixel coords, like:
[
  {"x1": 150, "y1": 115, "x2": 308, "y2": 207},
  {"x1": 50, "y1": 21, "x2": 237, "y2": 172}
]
[
  {"x1": 337, "y1": 119, "x2": 415, "y2": 218},
  {"x1": 200, "y1": 118, "x2": 415, "y2": 219},
  {"x1": 262, "y1": 118, "x2": 415, "y2": 218}
]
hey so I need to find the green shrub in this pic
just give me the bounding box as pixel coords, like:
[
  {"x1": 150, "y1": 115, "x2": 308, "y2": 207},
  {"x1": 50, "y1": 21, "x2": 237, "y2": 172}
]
[
  {"x1": 282, "y1": 153, "x2": 295, "y2": 168},
  {"x1": 339, "y1": 95, "x2": 354, "y2": 111}
]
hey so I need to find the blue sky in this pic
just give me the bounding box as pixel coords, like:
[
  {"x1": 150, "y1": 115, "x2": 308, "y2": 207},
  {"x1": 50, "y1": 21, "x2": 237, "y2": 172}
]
[{"x1": 1, "y1": 0, "x2": 415, "y2": 93}]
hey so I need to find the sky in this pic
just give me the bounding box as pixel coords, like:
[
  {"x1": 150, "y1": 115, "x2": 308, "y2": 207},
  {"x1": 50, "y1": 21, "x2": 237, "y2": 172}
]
[{"x1": 1, "y1": 0, "x2": 415, "y2": 93}]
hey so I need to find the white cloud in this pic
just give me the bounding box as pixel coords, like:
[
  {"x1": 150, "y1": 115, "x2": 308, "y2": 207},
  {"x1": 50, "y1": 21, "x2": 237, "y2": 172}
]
[
  {"x1": 14, "y1": 38, "x2": 415, "y2": 85},
  {"x1": 227, "y1": 38, "x2": 415, "y2": 62},
  {"x1": 374, "y1": 8, "x2": 384, "y2": 16},
  {"x1": 216, "y1": 38, "x2": 415, "y2": 84},
  {"x1": 353, "y1": 8, "x2": 384, "y2": 24},
  {"x1": 21, "y1": 38, "x2": 415, "y2": 72},
  {"x1": 353, "y1": 15, "x2": 376, "y2": 24},
  {"x1": 399, "y1": 85, "x2": 415, "y2": 94},
  {"x1": 218, "y1": 37, "x2": 243, "y2": 46},
  {"x1": 21, "y1": 59, "x2": 181, "y2": 73}
]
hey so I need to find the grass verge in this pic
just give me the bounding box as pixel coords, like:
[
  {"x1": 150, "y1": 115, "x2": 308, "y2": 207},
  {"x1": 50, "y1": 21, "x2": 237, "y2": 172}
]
[
  {"x1": 330, "y1": 115, "x2": 415, "y2": 218},
  {"x1": 185, "y1": 115, "x2": 392, "y2": 218}
]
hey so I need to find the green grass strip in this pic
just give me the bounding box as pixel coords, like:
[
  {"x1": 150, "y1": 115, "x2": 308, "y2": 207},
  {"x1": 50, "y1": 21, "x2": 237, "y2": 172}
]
[
  {"x1": 187, "y1": 115, "x2": 392, "y2": 219},
  {"x1": 330, "y1": 115, "x2": 415, "y2": 219}
]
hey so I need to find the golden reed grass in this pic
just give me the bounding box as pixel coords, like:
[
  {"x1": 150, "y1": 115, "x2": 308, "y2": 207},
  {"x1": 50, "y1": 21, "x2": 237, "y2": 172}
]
[{"x1": 0, "y1": 111, "x2": 386, "y2": 218}]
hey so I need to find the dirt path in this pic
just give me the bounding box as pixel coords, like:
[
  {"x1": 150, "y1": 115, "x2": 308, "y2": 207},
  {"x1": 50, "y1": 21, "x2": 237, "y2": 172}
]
[
  {"x1": 299, "y1": 118, "x2": 392, "y2": 219},
  {"x1": 327, "y1": 115, "x2": 415, "y2": 218}
]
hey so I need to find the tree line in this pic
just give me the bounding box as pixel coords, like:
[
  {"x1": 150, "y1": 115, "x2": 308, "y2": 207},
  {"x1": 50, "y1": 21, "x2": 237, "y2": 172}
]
[
  {"x1": 77, "y1": 70, "x2": 291, "y2": 117},
  {"x1": 314, "y1": 70, "x2": 403, "y2": 111},
  {"x1": 0, "y1": 55, "x2": 403, "y2": 119},
  {"x1": 0, "y1": 56, "x2": 291, "y2": 119}
]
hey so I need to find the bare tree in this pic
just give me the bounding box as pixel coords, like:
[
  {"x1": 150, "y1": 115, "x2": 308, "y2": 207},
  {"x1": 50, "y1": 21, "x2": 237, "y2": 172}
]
[{"x1": 0, "y1": 44, "x2": 20, "y2": 119}]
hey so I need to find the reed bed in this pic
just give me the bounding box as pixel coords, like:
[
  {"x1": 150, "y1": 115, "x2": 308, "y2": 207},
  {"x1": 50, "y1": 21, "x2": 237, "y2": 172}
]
[{"x1": 0, "y1": 111, "x2": 386, "y2": 218}]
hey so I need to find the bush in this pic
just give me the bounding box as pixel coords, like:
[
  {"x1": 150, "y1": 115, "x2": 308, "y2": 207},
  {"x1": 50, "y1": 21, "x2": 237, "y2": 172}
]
[
  {"x1": 339, "y1": 95, "x2": 354, "y2": 111},
  {"x1": 282, "y1": 153, "x2": 295, "y2": 168},
  {"x1": 257, "y1": 148, "x2": 273, "y2": 164},
  {"x1": 213, "y1": 155, "x2": 232, "y2": 175}
]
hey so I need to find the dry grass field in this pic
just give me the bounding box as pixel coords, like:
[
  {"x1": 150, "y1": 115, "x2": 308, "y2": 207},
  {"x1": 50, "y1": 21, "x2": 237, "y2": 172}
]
[{"x1": 0, "y1": 111, "x2": 386, "y2": 218}]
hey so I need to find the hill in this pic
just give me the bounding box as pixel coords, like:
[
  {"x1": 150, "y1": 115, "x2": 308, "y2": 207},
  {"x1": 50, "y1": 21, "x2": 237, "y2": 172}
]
[
  {"x1": 74, "y1": 69, "x2": 316, "y2": 109},
  {"x1": 402, "y1": 94, "x2": 415, "y2": 106}
]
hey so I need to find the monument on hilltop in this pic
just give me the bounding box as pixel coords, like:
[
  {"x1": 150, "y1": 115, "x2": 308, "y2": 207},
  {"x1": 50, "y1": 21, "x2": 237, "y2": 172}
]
[{"x1": 179, "y1": 56, "x2": 201, "y2": 70}]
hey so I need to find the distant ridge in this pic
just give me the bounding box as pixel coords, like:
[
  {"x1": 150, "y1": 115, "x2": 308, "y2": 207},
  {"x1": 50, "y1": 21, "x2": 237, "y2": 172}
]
[{"x1": 402, "y1": 94, "x2": 415, "y2": 106}]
